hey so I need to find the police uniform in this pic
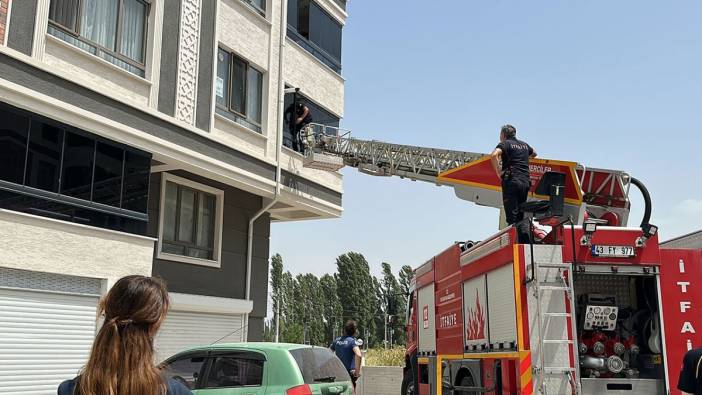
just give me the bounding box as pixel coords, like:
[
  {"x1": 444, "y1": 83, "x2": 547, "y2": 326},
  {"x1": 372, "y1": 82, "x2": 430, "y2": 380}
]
[
  {"x1": 496, "y1": 137, "x2": 533, "y2": 243},
  {"x1": 679, "y1": 347, "x2": 702, "y2": 395}
]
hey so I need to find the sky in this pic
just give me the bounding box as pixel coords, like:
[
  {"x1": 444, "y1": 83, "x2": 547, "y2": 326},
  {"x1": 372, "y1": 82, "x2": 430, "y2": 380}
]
[{"x1": 270, "y1": 0, "x2": 702, "y2": 280}]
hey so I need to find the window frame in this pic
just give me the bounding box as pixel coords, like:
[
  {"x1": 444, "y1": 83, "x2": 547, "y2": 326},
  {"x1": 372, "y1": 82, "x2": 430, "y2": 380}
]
[
  {"x1": 216, "y1": 47, "x2": 265, "y2": 133},
  {"x1": 157, "y1": 173, "x2": 224, "y2": 268},
  {"x1": 162, "y1": 351, "x2": 210, "y2": 390},
  {"x1": 47, "y1": 0, "x2": 151, "y2": 73},
  {"x1": 240, "y1": 0, "x2": 266, "y2": 18}
]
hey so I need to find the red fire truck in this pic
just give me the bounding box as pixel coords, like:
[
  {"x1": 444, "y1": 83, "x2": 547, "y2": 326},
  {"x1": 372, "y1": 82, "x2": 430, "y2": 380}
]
[{"x1": 302, "y1": 125, "x2": 702, "y2": 395}]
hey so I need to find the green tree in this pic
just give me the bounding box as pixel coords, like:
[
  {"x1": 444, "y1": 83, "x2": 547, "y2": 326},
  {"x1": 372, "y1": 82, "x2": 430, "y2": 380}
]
[
  {"x1": 335, "y1": 252, "x2": 375, "y2": 345},
  {"x1": 295, "y1": 273, "x2": 326, "y2": 345},
  {"x1": 270, "y1": 254, "x2": 284, "y2": 340},
  {"x1": 320, "y1": 274, "x2": 342, "y2": 343},
  {"x1": 380, "y1": 263, "x2": 405, "y2": 346},
  {"x1": 398, "y1": 265, "x2": 414, "y2": 296}
]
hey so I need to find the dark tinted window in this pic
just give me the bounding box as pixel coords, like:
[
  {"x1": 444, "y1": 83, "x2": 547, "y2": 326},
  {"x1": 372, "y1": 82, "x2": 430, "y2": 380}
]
[
  {"x1": 231, "y1": 56, "x2": 247, "y2": 115},
  {"x1": 122, "y1": 150, "x2": 150, "y2": 213},
  {"x1": 49, "y1": 0, "x2": 80, "y2": 31},
  {"x1": 309, "y1": 2, "x2": 342, "y2": 60},
  {"x1": 289, "y1": 347, "x2": 350, "y2": 384},
  {"x1": 162, "y1": 181, "x2": 217, "y2": 260},
  {"x1": 61, "y1": 132, "x2": 94, "y2": 199},
  {"x1": 25, "y1": 120, "x2": 64, "y2": 192},
  {"x1": 93, "y1": 142, "x2": 124, "y2": 207},
  {"x1": 205, "y1": 355, "x2": 264, "y2": 388},
  {"x1": 0, "y1": 107, "x2": 29, "y2": 184},
  {"x1": 163, "y1": 355, "x2": 207, "y2": 390}
]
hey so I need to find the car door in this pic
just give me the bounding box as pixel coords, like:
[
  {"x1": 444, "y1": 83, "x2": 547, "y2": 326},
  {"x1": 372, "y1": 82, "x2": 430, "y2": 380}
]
[
  {"x1": 196, "y1": 351, "x2": 267, "y2": 395},
  {"x1": 162, "y1": 352, "x2": 209, "y2": 391}
]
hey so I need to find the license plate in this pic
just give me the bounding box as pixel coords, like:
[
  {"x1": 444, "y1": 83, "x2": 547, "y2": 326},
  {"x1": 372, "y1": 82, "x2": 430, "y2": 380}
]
[{"x1": 591, "y1": 245, "x2": 635, "y2": 258}]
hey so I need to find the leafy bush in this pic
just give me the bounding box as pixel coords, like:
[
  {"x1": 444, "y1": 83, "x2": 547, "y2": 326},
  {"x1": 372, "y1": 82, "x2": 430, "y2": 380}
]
[{"x1": 364, "y1": 347, "x2": 406, "y2": 367}]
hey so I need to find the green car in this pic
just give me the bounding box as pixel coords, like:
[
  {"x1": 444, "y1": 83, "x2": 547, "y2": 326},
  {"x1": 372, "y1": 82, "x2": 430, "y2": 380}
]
[{"x1": 161, "y1": 342, "x2": 354, "y2": 395}]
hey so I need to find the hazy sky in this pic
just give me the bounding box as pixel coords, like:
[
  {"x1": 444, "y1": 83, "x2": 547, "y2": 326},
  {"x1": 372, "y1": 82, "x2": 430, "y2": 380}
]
[{"x1": 270, "y1": 0, "x2": 702, "y2": 280}]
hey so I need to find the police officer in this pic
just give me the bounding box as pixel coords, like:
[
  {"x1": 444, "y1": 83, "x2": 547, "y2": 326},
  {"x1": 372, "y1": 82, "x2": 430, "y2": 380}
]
[
  {"x1": 330, "y1": 320, "x2": 363, "y2": 390},
  {"x1": 491, "y1": 124, "x2": 537, "y2": 243},
  {"x1": 679, "y1": 347, "x2": 702, "y2": 395}
]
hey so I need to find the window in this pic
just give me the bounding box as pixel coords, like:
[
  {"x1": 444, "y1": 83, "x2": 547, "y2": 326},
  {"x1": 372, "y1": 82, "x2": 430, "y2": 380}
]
[
  {"x1": 0, "y1": 102, "x2": 152, "y2": 235},
  {"x1": 287, "y1": 0, "x2": 342, "y2": 73},
  {"x1": 216, "y1": 48, "x2": 264, "y2": 133},
  {"x1": 289, "y1": 347, "x2": 350, "y2": 384},
  {"x1": 48, "y1": 0, "x2": 149, "y2": 77},
  {"x1": 159, "y1": 174, "x2": 223, "y2": 266},
  {"x1": 283, "y1": 91, "x2": 340, "y2": 151},
  {"x1": 241, "y1": 0, "x2": 265, "y2": 17},
  {"x1": 204, "y1": 354, "x2": 265, "y2": 388},
  {"x1": 163, "y1": 354, "x2": 208, "y2": 390}
]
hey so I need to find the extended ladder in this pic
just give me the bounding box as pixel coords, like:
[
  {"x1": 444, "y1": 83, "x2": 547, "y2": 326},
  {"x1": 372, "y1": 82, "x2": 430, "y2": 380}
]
[{"x1": 531, "y1": 260, "x2": 581, "y2": 395}]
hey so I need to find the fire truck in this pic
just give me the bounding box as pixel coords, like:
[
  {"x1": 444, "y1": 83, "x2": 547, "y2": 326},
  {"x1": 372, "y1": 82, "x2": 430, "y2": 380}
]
[{"x1": 301, "y1": 124, "x2": 702, "y2": 395}]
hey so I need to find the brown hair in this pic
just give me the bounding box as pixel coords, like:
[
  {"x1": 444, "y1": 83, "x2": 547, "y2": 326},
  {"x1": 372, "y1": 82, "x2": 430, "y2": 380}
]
[{"x1": 77, "y1": 275, "x2": 170, "y2": 395}]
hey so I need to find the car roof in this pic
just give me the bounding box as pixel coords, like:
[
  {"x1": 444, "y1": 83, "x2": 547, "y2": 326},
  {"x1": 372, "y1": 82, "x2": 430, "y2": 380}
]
[{"x1": 172, "y1": 342, "x2": 323, "y2": 355}]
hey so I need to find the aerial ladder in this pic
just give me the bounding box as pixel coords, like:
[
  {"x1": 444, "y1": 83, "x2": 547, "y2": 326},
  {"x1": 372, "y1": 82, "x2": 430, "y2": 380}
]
[{"x1": 299, "y1": 123, "x2": 651, "y2": 229}]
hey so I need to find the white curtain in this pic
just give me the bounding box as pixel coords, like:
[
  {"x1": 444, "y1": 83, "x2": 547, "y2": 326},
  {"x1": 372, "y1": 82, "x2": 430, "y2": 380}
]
[
  {"x1": 120, "y1": 0, "x2": 147, "y2": 62},
  {"x1": 80, "y1": 0, "x2": 119, "y2": 50}
]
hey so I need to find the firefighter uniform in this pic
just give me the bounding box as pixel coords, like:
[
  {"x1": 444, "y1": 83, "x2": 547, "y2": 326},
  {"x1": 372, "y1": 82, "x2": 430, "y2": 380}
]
[{"x1": 496, "y1": 137, "x2": 534, "y2": 243}]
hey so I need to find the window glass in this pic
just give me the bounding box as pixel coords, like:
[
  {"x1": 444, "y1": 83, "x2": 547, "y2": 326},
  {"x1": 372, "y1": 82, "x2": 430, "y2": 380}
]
[
  {"x1": 216, "y1": 49, "x2": 230, "y2": 108},
  {"x1": 120, "y1": 0, "x2": 147, "y2": 62},
  {"x1": 289, "y1": 347, "x2": 350, "y2": 384},
  {"x1": 49, "y1": 0, "x2": 80, "y2": 31},
  {"x1": 231, "y1": 57, "x2": 247, "y2": 115},
  {"x1": 163, "y1": 355, "x2": 207, "y2": 390},
  {"x1": 206, "y1": 355, "x2": 264, "y2": 388},
  {"x1": 80, "y1": 0, "x2": 119, "y2": 51},
  {"x1": 287, "y1": 0, "x2": 299, "y2": 30},
  {"x1": 162, "y1": 180, "x2": 217, "y2": 260},
  {"x1": 250, "y1": 0, "x2": 265, "y2": 12},
  {"x1": 178, "y1": 188, "x2": 196, "y2": 243},
  {"x1": 309, "y1": 2, "x2": 341, "y2": 61},
  {"x1": 93, "y1": 142, "x2": 124, "y2": 207},
  {"x1": 26, "y1": 120, "x2": 64, "y2": 192},
  {"x1": 246, "y1": 67, "x2": 263, "y2": 124},
  {"x1": 60, "y1": 132, "x2": 95, "y2": 200},
  {"x1": 121, "y1": 150, "x2": 150, "y2": 213},
  {"x1": 0, "y1": 107, "x2": 29, "y2": 185},
  {"x1": 297, "y1": 0, "x2": 310, "y2": 38}
]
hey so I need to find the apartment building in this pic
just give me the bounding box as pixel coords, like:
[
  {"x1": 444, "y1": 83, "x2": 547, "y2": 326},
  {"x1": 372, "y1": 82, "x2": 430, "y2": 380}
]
[{"x1": 0, "y1": 0, "x2": 347, "y2": 392}]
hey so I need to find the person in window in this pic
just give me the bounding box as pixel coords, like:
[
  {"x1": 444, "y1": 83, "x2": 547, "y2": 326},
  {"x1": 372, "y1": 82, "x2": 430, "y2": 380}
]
[
  {"x1": 679, "y1": 347, "x2": 702, "y2": 395},
  {"x1": 490, "y1": 124, "x2": 537, "y2": 243},
  {"x1": 57, "y1": 275, "x2": 193, "y2": 395},
  {"x1": 330, "y1": 320, "x2": 363, "y2": 390},
  {"x1": 290, "y1": 101, "x2": 313, "y2": 152}
]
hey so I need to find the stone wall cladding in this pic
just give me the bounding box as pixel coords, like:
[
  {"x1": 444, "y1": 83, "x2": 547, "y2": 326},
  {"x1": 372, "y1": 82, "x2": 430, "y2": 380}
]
[{"x1": 0, "y1": 0, "x2": 8, "y2": 45}]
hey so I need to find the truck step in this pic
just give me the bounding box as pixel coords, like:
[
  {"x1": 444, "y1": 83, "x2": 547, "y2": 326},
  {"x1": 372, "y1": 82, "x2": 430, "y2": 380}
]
[{"x1": 538, "y1": 284, "x2": 570, "y2": 291}]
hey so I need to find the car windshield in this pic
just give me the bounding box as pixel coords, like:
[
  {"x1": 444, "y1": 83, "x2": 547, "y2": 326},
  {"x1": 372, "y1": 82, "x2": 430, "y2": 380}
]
[{"x1": 289, "y1": 347, "x2": 350, "y2": 384}]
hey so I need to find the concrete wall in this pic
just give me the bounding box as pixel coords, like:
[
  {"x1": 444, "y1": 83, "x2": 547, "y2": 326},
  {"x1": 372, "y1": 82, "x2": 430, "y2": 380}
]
[
  {"x1": 356, "y1": 366, "x2": 404, "y2": 395},
  {"x1": 0, "y1": 0, "x2": 8, "y2": 45},
  {"x1": 0, "y1": 209, "x2": 155, "y2": 286}
]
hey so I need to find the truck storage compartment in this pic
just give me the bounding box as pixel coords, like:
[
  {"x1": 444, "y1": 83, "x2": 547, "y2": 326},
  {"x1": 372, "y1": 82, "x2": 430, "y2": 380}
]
[{"x1": 573, "y1": 273, "x2": 665, "y2": 394}]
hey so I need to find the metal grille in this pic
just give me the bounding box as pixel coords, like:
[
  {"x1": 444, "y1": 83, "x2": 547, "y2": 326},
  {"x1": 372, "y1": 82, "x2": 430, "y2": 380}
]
[
  {"x1": 0, "y1": 267, "x2": 102, "y2": 296},
  {"x1": 573, "y1": 274, "x2": 631, "y2": 307}
]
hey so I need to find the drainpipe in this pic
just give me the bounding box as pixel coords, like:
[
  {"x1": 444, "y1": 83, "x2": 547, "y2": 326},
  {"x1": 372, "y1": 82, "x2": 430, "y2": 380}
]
[{"x1": 243, "y1": 0, "x2": 289, "y2": 341}]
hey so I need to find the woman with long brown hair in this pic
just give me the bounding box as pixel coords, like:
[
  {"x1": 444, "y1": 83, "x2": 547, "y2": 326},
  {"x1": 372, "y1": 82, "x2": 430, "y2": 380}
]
[{"x1": 58, "y1": 275, "x2": 192, "y2": 395}]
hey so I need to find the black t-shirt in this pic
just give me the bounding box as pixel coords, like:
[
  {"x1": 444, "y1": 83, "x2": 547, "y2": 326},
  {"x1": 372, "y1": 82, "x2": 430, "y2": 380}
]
[
  {"x1": 679, "y1": 348, "x2": 702, "y2": 395},
  {"x1": 496, "y1": 137, "x2": 533, "y2": 182},
  {"x1": 57, "y1": 377, "x2": 193, "y2": 395}
]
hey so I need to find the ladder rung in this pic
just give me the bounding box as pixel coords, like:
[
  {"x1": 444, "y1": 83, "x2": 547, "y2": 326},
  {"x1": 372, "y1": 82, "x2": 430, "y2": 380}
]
[
  {"x1": 543, "y1": 367, "x2": 576, "y2": 373},
  {"x1": 538, "y1": 285, "x2": 570, "y2": 291},
  {"x1": 537, "y1": 263, "x2": 572, "y2": 269},
  {"x1": 542, "y1": 339, "x2": 574, "y2": 344},
  {"x1": 543, "y1": 312, "x2": 571, "y2": 317}
]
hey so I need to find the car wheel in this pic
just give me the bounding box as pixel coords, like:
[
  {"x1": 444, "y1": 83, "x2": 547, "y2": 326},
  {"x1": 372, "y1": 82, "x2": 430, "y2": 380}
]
[{"x1": 401, "y1": 369, "x2": 415, "y2": 395}]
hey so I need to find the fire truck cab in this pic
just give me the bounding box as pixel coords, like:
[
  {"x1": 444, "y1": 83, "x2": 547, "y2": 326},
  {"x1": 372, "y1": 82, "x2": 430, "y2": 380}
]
[{"x1": 402, "y1": 225, "x2": 702, "y2": 395}]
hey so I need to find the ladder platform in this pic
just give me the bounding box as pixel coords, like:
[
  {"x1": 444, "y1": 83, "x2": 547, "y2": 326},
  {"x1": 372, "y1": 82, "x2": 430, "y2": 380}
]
[{"x1": 303, "y1": 151, "x2": 344, "y2": 171}]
